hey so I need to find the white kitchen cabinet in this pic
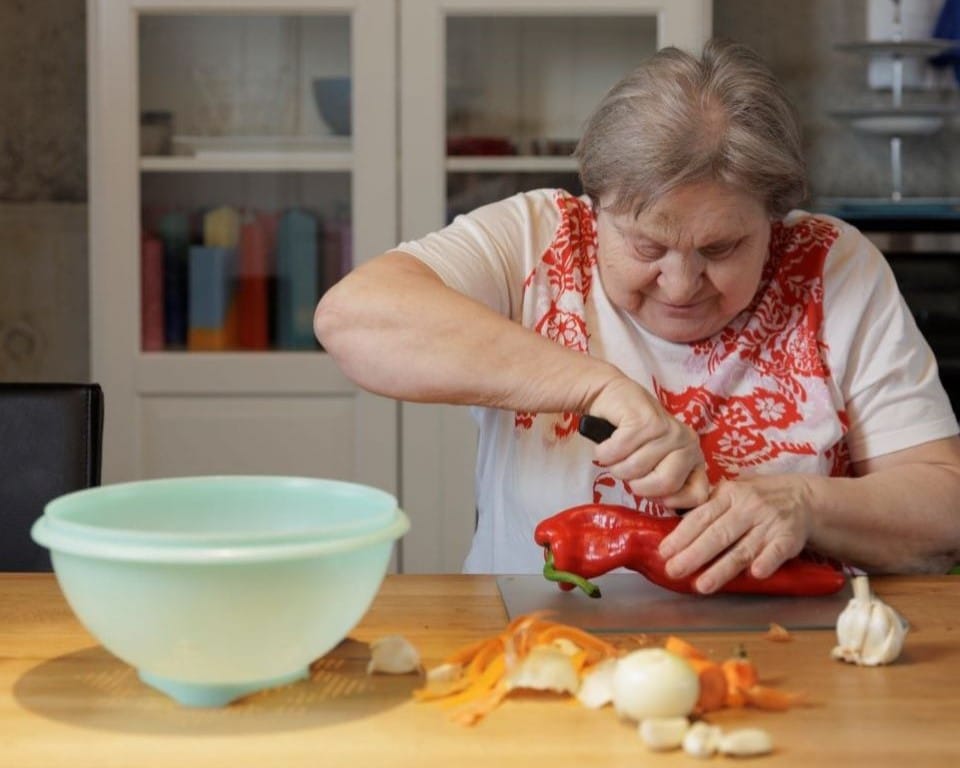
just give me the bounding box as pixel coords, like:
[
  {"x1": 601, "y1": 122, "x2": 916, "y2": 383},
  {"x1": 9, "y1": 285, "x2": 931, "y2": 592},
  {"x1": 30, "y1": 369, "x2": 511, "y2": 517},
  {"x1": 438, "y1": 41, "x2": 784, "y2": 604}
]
[
  {"x1": 87, "y1": 0, "x2": 710, "y2": 573},
  {"x1": 87, "y1": 0, "x2": 398, "y2": 513}
]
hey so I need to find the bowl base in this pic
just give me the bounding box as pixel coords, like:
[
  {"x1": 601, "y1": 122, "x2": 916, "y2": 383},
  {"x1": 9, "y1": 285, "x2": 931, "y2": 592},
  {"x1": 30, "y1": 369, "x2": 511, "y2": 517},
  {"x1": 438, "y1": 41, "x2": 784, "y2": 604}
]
[{"x1": 139, "y1": 666, "x2": 309, "y2": 707}]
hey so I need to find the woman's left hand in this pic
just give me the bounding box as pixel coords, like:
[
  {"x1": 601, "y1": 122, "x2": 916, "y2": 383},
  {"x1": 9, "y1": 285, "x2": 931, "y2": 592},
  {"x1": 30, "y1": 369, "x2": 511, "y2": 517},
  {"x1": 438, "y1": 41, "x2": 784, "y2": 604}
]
[{"x1": 656, "y1": 476, "x2": 815, "y2": 594}]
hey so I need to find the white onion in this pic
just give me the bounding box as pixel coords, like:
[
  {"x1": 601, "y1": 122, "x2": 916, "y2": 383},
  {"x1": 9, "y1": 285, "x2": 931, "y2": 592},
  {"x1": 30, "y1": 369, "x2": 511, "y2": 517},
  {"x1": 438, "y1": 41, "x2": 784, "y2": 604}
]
[
  {"x1": 611, "y1": 648, "x2": 699, "y2": 722},
  {"x1": 505, "y1": 645, "x2": 580, "y2": 694},
  {"x1": 575, "y1": 658, "x2": 617, "y2": 709}
]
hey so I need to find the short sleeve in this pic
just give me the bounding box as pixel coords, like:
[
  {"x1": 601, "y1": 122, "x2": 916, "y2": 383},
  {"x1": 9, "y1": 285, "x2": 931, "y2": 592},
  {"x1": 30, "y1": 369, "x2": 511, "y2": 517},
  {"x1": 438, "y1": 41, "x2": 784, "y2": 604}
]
[
  {"x1": 820, "y1": 216, "x2": 959, "y2": 461},
  {"x1": 394, "y1": 189, "x2": 562, "y2": 321}
]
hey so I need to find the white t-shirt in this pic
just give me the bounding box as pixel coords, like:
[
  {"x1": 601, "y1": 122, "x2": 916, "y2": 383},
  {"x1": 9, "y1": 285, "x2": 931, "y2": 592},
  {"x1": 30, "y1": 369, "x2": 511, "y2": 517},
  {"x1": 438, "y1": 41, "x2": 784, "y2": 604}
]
[{"x1": 397, "y1": 189, "x2": 959, "y2": 574}]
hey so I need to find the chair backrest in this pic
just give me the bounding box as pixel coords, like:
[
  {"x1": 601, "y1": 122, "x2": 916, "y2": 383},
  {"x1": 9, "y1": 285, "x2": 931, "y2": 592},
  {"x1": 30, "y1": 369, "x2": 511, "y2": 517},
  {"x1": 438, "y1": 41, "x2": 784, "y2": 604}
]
[{"x1": 0, "y1": 383, "x2": 104, "y2": 571}]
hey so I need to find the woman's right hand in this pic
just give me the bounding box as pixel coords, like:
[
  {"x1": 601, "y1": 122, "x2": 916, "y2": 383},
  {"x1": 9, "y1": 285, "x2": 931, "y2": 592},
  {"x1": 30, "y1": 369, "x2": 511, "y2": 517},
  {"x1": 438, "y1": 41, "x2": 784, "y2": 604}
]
[{"x1": 587, "y1": 377, "x2": 709, "y2": 510}]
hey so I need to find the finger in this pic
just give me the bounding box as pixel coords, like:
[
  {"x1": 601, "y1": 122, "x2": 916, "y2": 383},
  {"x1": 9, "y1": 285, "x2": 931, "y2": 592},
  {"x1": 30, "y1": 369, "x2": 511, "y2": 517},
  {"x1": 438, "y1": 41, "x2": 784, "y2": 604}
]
[
  {"x1": 658, "y1": 465, "x2": 711, "y2": 511},
  {"x1": 749, "y1": 534, "x2": 805, "y2": 580},
  {"x1": 657, "y1": 493, "x2": 720, "y2": 560},
  {"x1": 692, "y1": 528, "x2": 769, "y2": 594},
  {"x1": 623, "y1": 444, "x2": 704, "y2": 499},
  {"x1": 601, "y1": 432, "x2": 691, "y2": 482},
  {"x1": 591, "y1": 418, "x2": 672, "y2": 468},
  {"x1": 663, "y1": 503, "x2": 752, "y2": 581}
]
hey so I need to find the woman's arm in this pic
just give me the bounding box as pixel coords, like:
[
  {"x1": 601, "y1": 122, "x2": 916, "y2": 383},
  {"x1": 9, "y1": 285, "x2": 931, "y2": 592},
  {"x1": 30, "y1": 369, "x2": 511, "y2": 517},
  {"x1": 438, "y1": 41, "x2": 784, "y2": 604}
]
[
  {"x1": 658, "y1": 436, "x2": 960, "y2": 593},
  {"x1": 314, "y1": 251, "x2": 619, "y2": 411},
  {"x1": 315, "y1": 250, "x2": 708, "y2": 505},
  {"x1": 807, "y1": 436, "x2": 960, "y2": 573}
]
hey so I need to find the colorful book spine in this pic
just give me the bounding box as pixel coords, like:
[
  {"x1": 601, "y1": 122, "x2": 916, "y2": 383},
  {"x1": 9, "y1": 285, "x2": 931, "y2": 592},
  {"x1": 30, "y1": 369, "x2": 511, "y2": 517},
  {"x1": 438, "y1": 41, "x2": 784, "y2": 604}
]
[
  {"x1": 203, "y1": 205, "x2": 240, "y2": 249},
  {"x1": 157, "y1": 212, "x2": 190, "y2": 348},
  {"x1": 320, "y1": 210, "x2": 353, "y2": 296},
  {"x1": 237, "y1": 217, "x2": 270, "y2": 350},
  {"x1": 202, "y1": 206, "x2": 240, "y2": 348},
  {"x1": 276, "y1": 209, "x2": 319, "y2": 350},
  {"x1": 322, "y1": 215, "x2": 342, "y2": 295},
  {"x1": 256, "y1": 211, "x2": 280, "y2": 346},
  {"x1": 140, "y1": 234, "x2": 165, "y2": 351},
  {"x1": 187, "y1": 246, "x2": 235, "y2": 351}
]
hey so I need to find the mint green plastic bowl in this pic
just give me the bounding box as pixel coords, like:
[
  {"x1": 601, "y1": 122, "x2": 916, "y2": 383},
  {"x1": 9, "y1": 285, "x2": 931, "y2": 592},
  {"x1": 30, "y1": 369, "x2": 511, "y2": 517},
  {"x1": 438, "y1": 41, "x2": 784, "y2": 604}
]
[{"x1": 31, "y1": 476, "x2": 409, "y2": 708}]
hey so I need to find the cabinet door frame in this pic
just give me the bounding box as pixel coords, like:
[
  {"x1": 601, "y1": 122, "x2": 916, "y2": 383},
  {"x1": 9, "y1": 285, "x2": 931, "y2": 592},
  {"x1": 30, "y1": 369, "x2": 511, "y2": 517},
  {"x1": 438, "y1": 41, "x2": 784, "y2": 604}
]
[
  {"x1": 87, "y1": 0, "x2": 399, "y2": 507},
  {"x1": 398, "y1": 0, "x2": 712, "y2": 572}
]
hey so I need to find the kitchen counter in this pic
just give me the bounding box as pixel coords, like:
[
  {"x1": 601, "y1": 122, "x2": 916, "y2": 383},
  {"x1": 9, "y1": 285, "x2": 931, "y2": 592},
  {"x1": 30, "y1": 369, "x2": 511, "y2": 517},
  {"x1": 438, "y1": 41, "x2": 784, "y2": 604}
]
[{"x1": 1, "y1": 573, "x2": 958, "y2": 767}]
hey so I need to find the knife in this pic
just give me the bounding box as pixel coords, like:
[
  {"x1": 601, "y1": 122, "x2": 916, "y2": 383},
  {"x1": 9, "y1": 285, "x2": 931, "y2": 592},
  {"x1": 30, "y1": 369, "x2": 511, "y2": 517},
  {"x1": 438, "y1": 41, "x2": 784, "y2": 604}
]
[
  {"x1": 577, "y1": 414, "x2": 691, "y2": 515},
  {"x1": 577, "y1": 414, "x2": 617, "y2": 443}
]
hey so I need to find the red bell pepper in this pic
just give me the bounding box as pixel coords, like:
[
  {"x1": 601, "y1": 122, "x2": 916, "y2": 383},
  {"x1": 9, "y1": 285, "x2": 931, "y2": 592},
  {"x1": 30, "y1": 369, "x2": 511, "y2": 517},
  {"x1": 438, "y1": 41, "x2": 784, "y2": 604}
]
[{"x1": 534, "y1": 503, "x2": 845, "y2": 598}]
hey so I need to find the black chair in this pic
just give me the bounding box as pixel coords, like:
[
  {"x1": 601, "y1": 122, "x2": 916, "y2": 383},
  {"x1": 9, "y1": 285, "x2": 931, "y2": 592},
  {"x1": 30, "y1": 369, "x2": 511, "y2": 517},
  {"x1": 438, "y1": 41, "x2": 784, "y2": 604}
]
[{"x1": 0, "y1": 383, "x2": 104, "y2": 571}]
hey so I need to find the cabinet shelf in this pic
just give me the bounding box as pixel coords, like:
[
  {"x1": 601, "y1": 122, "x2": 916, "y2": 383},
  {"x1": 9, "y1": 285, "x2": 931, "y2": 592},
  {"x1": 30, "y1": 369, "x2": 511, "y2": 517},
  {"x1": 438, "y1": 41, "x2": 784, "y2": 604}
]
[
  {"x1": 445, "y1": 155, "x2": 577, "y2": 173},
  {"x1": 136, "y1": 351, "x2": 354, "y2": 395},
  {"x1": 140, "y1": 152, "x2": 353, "y2": 173},
  {"x1": 90, "y1": 0, "x2": 398, "y2": 494}
]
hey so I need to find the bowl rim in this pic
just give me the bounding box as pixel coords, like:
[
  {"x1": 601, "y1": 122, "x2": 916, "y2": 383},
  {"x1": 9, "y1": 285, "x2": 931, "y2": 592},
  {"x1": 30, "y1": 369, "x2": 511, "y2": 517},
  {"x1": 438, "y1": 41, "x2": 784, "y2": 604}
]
[
  {"x1": 32, "y1": 509, "x2": 409, "y2": 564},
  {"x1": 31, "y1": 475, "x2": 409, "y2": 563}
]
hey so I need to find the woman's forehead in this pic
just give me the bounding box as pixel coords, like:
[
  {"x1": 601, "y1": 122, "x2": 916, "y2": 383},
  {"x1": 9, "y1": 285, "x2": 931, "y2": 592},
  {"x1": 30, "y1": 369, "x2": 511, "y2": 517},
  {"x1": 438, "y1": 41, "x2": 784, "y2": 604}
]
[
  {"x1": 613, "y1": 203, "x2": 760, "y2": 245},
  {"x1": 606, "y1": 180, "x2": 765, "y2": 223}
]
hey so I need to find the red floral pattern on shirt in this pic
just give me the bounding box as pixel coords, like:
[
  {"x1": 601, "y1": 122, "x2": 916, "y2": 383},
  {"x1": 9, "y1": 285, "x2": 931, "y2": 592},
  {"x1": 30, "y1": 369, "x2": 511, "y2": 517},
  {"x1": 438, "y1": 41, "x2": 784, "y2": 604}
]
[
  {"x1": 692, "y1": 216, "x2": 838, "y2": 403},
  {"x1": 515, "y1": 190, "x2": 599, "y2": 439},
  {"x1": 517, "y1": 192, "x2": 851, "y2": 495},
  {"x1": 665, "y1": 216, "x2": 843, "y2": 482},
  {"x1": 655, "y1": 383, "x2": 817, "y2": 484}
]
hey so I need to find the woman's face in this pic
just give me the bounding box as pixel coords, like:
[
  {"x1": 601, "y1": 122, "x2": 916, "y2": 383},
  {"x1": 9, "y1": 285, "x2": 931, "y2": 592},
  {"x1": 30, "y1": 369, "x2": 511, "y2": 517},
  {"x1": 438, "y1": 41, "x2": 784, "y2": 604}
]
[{"x1": 595, "y1": 180, "x2": 772, "y2": 343}]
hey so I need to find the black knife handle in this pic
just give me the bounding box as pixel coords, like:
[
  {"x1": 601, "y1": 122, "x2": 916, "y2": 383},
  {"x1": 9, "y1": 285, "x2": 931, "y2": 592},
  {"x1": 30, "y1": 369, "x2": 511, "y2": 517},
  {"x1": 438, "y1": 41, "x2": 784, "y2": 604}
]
[
  {"x1": 578, "y1": 414, "x2": 616, "y2": 443},
  {"x1": 578, "y1": 413, "x2": 691, "y2": 516}
]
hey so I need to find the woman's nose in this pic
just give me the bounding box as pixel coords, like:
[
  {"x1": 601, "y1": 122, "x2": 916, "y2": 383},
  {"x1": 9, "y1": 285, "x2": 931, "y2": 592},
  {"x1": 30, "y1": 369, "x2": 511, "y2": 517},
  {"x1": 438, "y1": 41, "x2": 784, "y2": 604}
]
[{"x1": 657, "y1": 251, "x2": 703, "y2": 303}]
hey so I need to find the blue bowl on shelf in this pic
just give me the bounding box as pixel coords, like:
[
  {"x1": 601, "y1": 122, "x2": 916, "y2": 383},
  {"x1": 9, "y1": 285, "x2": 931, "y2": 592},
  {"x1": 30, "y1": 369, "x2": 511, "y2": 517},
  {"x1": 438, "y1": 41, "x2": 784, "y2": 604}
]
[{"x1": 312, "y1": 76, "x2": 352, "y2": 136}]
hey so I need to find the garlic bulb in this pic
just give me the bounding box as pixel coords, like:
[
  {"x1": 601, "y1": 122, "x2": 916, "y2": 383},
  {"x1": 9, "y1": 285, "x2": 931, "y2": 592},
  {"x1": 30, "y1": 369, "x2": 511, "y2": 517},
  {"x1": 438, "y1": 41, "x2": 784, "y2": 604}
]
[
  {"x1": 639, "y1": 717, "x2": 691, "y2": 752},
  {"x1": 831, "y1": 575, "x2": 908, "y2": 666},
  {"x1": 367, "y1": 634, "x2": 422, "y2": 674},
  {"x1": 682, "y1": 722, "x2": 722, "y2": 758},
  {"x1": 717, "y1": 728, "x2": 774, "y2": 757}
]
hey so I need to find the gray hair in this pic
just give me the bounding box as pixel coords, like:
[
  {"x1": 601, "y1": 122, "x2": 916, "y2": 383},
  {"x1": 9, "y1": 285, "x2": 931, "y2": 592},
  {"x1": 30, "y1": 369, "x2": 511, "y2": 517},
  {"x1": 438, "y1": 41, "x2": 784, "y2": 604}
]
[{"x1": 575, "y1": 38, "x2": 807, "y2": 219}]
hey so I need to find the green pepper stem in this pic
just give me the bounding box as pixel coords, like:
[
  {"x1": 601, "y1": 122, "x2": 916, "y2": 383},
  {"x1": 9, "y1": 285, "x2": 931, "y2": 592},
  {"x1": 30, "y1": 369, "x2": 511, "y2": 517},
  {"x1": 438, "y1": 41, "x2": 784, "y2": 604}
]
[{"x1": 542, "y1": 548, "x2": 602, "y2": 598}]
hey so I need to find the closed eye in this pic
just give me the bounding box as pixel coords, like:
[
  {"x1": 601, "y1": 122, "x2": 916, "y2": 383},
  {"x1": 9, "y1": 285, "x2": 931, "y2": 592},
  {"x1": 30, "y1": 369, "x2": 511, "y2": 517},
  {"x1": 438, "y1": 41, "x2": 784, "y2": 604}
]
[
  {"x1": 699, "y1": 238, "x2": 743, "y2": 259},
  {"x1": 629, "y1": 237, "x2": 667, "y2": 261},
  {"x1": 633, "y1": 245, "x2": 666, "y2": 261}
]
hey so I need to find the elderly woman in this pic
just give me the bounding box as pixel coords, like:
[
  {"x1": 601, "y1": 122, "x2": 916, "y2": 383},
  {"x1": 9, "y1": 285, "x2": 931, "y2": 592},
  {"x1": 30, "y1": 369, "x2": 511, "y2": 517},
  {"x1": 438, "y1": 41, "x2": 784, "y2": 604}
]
[{"x1": 315, "y1": 39, "x2": 960, "y2": 590}]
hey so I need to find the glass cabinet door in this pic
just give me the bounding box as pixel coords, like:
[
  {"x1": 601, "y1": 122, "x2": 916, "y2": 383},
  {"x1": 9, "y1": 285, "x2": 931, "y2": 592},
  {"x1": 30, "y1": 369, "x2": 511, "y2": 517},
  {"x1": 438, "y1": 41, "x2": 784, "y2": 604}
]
[
  {"x1": 443, "y1": 14, "x2": 659, "y2": 220},
  {"x1": 401, "y1": 0, "x2": 711, "y2": 240},
  {"x1": 397, "y1": 0, "x2": 711, "y2": 571},
  {"x1": 88, "y1": 0, "x2": 397, "y2": 491},
  {"x1": 138, "y1": 13, "x2": 352, "y2": 353}
]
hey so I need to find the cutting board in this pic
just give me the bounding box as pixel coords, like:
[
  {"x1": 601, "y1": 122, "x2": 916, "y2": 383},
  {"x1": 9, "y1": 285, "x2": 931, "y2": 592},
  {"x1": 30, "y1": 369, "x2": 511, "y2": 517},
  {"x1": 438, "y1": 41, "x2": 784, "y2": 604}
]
[{"x1": 496, "y1": 574, "x2": 852, "y2": 633}]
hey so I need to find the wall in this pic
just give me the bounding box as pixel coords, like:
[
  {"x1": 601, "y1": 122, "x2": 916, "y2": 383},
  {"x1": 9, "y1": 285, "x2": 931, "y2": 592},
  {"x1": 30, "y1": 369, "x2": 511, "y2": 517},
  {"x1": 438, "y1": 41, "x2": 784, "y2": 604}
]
[
  {"x1": 714, "y1": 0, "x2": 960, "y2": 200},
  {"x1": 0, "y1": 0, "x2": 88, "y2": 381},
  {"x1": 2, "y1": 0, "x2": 957, "y2": 381}
]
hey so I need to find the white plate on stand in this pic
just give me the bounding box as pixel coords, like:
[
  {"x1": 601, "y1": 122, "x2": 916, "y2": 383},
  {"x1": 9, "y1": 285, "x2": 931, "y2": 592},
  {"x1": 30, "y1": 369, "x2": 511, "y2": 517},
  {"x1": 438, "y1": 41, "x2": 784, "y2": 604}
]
[
  {"x1": 829, "y1": 107, "x2": 956, "y2": 135},
  {"x1": 834, "y1": 39, "x2": 957, "y2": 58}
]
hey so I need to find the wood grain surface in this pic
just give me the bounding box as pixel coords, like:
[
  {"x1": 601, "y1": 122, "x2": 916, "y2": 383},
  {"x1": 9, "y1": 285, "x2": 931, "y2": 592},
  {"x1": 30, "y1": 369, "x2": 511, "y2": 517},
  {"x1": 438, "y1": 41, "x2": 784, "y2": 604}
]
[{"x1": 1, "y1": 573, "x2": 958, "y2": 767}]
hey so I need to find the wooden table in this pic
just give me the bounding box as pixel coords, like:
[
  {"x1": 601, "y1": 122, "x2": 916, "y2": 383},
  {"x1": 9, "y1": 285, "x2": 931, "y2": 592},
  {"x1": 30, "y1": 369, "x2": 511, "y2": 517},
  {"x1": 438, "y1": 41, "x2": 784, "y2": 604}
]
[{"x1": 1, "y1": 574, "x2": 958, "y2": 767}]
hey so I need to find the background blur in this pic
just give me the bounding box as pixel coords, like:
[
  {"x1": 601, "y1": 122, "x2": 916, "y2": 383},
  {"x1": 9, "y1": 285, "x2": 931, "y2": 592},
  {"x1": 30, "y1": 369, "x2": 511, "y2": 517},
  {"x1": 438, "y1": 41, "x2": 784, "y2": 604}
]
[{"x1": 1, "y1": 0, "x2": 958, "y2": 381}]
